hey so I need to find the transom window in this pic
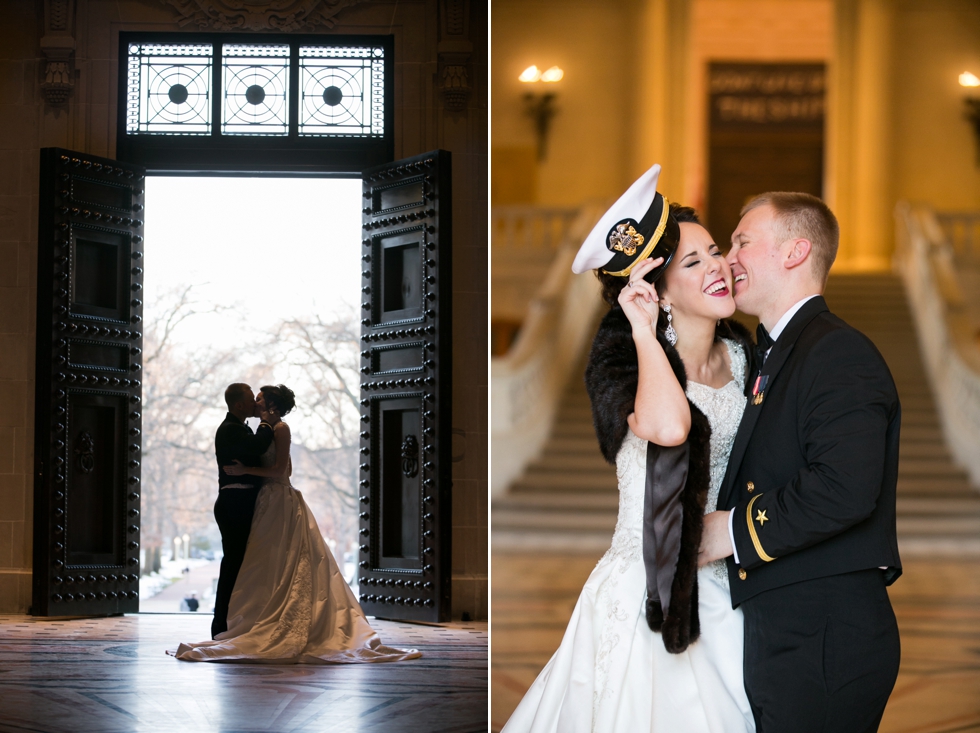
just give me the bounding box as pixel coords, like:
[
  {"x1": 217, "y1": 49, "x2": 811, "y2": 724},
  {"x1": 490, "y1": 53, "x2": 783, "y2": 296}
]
[
  {"x1": 124, "y1": 38, "x2": 387, "y2": 139},
  {"x1": 126, "y1": 43, "x2": 212, "y2": 135},
  {"x1": 299, "y1": 46, "x2": 385, "y2": 137},
  {"x1": 222, "y1": 44, "x2": 290, "y2": 136}
]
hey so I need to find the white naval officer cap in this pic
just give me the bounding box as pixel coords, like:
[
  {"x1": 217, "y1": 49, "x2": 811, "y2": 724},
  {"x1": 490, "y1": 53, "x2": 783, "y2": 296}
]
[{"x1": 571, "y1": 163, "x2": 678, "y2": 281}]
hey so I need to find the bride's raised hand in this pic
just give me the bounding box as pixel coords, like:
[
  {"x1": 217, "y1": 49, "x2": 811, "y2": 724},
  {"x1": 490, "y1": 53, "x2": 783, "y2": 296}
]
[
  {"x1": 223, "y1": 460, "x2": 245, "y2": 476},
  {"x1": 260, "y1": 407, "x2": 280, "y2": 426},
  {"x1": 617, "y1": 257, "x2": 663, "y2": 331}
]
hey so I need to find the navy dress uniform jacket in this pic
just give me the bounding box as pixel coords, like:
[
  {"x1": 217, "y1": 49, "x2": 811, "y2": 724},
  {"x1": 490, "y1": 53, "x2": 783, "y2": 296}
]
[
  {"x1": 718, "y1": 296, "x2": 902, "y2": 604},
  {"x1": 215, "y1": 413, "x2": 274, "y2": 489}
]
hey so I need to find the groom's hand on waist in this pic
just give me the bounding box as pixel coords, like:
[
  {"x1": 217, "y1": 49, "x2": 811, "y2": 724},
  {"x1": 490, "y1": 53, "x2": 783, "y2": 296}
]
[{"x1": 698, "y1": 511, "x2": 734, "y2": 567}]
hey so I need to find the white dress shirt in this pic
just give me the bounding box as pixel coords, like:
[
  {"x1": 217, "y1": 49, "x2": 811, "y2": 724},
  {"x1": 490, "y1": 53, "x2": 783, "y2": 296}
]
[{"x1": 728, "y1": 295, "x2": 820, "y2": 565}]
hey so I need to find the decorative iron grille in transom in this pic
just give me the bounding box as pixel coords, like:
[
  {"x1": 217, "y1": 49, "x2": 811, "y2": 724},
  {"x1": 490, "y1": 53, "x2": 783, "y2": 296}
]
[
  {"x1": 221, "y1": 44, "x2": 290, "y2": 136},
  {"x1": 299, "y1": 46, "x2": 385, "y2": 137},
  {"x1": 118, "y1": 34, "x2": 393, "y2": 171},
  {"x1": 126, "y1": 43, "x2": 213, "y2": 135}
]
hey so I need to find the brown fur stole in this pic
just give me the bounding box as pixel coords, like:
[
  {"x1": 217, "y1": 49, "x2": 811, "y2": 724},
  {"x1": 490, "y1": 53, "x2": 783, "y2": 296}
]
[{"x1": 584, "y1": 306, "x2": 756, "y2": 653}]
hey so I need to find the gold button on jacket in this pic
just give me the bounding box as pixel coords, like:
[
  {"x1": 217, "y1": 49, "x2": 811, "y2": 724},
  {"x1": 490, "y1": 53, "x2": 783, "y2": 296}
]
[
  {"x1": 738, "y1": 568, "x2": 747, "y2": 580},
  {"x1": 746, "y1": 481, "x2": 755, "y2": 493}
]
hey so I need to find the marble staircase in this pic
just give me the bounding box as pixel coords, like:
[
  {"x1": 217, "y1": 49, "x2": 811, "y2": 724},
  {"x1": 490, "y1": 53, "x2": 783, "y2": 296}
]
[{"x1": 492, "y1": 273, "x2": 980, "y2": 555}]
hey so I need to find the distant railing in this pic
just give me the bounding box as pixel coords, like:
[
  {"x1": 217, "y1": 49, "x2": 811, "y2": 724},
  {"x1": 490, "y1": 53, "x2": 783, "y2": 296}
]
[
  {"x1": 895, "y1": 202, "x2": 980, "y2": 487},
  {"x1": 490, "y1": 203, "x2": 607, "y2": 497},
  {"x1": 492, "y1": 206, "x2": 580, "y2": 252},
  {"x1": 935, "y1": 212, "x2": 980, "y2": 262}
]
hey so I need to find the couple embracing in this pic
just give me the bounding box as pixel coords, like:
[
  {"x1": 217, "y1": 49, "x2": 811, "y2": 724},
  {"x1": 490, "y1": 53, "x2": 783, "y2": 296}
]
[
  {"x1": 504, "y1": 165, "x2": 901, "y2": 732},
  {"x1": 169, "y1": 383, "x2": 419, "y2": 664}
]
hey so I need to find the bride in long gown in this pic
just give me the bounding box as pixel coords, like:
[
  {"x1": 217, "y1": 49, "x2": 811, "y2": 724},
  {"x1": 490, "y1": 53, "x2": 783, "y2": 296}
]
[
  {"x1": 172, "y1": 384, "x2": 420, "y2": 664},
  {"x1": 503, "y1": 171, "x2": 756, "y2": 732}
]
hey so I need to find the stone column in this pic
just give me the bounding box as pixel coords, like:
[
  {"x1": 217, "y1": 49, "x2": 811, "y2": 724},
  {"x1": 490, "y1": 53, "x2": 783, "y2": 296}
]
[
  {"x1": 827, "y1": 0, "x2": 895, "y2": 271},
  {"x1": 630, "y1": 0, "x2": 691, "y2": 202}
]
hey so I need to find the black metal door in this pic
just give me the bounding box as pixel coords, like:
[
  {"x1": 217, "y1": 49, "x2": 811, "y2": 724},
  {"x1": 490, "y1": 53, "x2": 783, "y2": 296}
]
[
  {"x1": 357, "y1": 150, "x2": 452, "y2": 622},
  {"x1": 32, "y1": 148, "x2": 145, "y2": 616}
]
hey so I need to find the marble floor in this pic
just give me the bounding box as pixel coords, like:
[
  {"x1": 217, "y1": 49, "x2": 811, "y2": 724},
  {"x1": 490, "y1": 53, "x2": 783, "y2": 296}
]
[
  {"x1": 491, "y1": 552, "x2": 980, "y2": 733},
  {"x1": 0, "y1": 613, "x2": 488, "y2": 733}
]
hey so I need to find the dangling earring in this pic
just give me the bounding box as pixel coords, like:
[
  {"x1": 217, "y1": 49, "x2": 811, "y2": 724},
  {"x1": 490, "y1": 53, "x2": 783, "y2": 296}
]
[{"x1": 663, "y1": 303, "x2": 677, "y2": 346}]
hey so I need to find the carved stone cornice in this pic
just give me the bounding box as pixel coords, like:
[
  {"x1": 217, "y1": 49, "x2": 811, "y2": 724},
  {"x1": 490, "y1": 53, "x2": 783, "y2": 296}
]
[
  {"x1": 438, "y1": 0, "x2": 472, "y2": 111},
  {"x1": 160, "y1": 0, "x2": 367, "y2": 32},
  {"x1": 40, "y1": 0, "x2": 76, "y2": 107}
]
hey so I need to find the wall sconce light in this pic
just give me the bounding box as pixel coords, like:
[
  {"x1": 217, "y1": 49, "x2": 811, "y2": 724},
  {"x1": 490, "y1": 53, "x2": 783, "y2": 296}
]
[
  {"x1": 961, "y1": 71, "x2": 980, "y2": 163},
  {"x1": 520, "y1": 65, "x2": 564, "y2": 161}
]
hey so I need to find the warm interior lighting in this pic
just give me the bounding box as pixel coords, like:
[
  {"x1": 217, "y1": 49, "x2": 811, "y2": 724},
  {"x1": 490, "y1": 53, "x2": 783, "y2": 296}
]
[
  {"x1": 518, "y1": 64, "x2": 564, "y2": 158},
  {"x1": 540, "y1": 66, "x2": 564, "y2": 83},
  {"x1": 519, "y1": 65, "x2": 541, "y2": 83},
  {"x1": 960, "y1": 71, "x2": 980, "y2": 88}
]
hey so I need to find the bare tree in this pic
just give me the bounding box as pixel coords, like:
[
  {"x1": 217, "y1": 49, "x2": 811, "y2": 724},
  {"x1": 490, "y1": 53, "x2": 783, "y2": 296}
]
[
  {"x1": 141, "y1": 285, "x2": 271, "y2": 568},
  {"x1": 272, "y1": 309, "x2": 361, "y2": 556}
]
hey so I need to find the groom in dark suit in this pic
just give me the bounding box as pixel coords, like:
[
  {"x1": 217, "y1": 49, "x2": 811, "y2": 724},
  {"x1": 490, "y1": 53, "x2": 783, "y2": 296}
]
[
  {"x1": 211, "y1": 383, "x2": 274, "y2": 638},
  {"x1": 699, "y1": 193, "x2": 902, "y2": 732}
]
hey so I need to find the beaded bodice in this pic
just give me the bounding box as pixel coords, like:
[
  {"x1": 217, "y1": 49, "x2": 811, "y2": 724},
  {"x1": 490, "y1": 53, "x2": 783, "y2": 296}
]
[
  {"x1": 604, "y1": 340, "x2": 747, "y2": 587},
  {"x1": 685, "y1": 340, "x2": 747, "y2": 517},
  {"x1": 686, "y1": 340, "x2": 747, "y2": 586}
]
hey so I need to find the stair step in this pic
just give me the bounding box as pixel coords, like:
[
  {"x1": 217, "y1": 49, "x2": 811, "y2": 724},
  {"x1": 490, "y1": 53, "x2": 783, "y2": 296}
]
[
  {"x1": 897, "y1": 516, "x2": 980, "y2": 535},
  {"x1": 899, "y1": 426, "x2": 947, "y2": 442},
  {"x1": 529, "y1": 455, "x2": 616, "y2": 472},
  {"x1": 898, "y1": 460, "x2": 969, "y2": 477},
  {"x1": 492, "y1": 508, "x2": 616, "y2": 531},
  {"x1": 897, "y1": 443, "x2": 954, "y2": 459},
  {"x1": 511, "y1": 477, "x2": 617, "y2": 493},
  {"x1": 896, "y1": 496, "x2": 980, "y2": 514},
  {"x1": 542, "y1": 442, "x2": 606, "y2": 457},
  {"x1": 495, "y1": 493, "x2": 620, "y2": 511},
  {"x1": 552, "y1": 427, "x2": 606, "y2": 440}
]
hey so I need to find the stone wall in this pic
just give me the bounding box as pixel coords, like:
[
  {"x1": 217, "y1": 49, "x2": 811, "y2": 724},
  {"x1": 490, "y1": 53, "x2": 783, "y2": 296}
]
[{"x1": 891, "y1": 0, "x2": 980, "y2": 210}]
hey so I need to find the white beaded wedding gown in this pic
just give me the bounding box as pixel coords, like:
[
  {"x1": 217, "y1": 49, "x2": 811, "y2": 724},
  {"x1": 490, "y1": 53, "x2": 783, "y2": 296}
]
[
  {"x1": 503, "y1": 340, "x2": 755, "y2": 732},
  {"x1": 172, "y1": 423, "x2": 420, "y2": 664}
]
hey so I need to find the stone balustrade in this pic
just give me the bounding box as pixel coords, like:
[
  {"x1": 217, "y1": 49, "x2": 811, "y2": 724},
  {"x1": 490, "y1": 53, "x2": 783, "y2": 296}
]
[
  {"x1": 491, "y1": 204, "x2": 606, "y2": 496},
  {"x1": 895, "y1": 202, "x2": 980, "y2": 488}
]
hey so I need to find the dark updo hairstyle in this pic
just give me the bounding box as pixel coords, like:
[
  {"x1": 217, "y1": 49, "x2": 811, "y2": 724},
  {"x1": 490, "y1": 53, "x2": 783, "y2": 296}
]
[
  {"x1": 594, "y1": 203, "x2": 703, "y2": 307},
  {"x1": 259, "y1": 384, "x2": 296, "y2": 416}
]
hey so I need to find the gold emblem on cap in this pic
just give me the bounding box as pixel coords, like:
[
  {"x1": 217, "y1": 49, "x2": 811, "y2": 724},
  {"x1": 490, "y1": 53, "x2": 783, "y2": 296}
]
[
  {"x1": 608, "y1": 223, "x2": 644, "y2": 257},
  {"x1": 602, "y1": 197, "x2": 671, "y2": 278}
]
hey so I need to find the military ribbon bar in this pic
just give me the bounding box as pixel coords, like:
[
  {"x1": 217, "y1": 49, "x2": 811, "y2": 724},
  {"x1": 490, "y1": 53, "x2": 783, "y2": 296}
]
[{"x1": 751, "y1": 374, "x2": 768, "y2": 405}]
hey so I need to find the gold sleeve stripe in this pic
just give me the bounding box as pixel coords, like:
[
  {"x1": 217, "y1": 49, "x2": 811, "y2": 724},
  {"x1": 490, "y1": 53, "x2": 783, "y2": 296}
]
[
  {"x1": 601, "y1": 197, "x2": 671, "y2": 278},
  {"x1": 746, "y1": 494, "x2": 776, "y2": 563}
]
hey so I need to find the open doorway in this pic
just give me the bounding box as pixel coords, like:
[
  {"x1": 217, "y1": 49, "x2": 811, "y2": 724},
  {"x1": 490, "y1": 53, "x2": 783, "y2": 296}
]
[
  {"x1": 34, "y1": 147, "x2": 452, "y2": 622},
  {"x1": 705, "y1": 63, "x2": 826, "y2": 244},
  {"x1": 137, "y1": 176, "x2": 362, "y2": 613}
]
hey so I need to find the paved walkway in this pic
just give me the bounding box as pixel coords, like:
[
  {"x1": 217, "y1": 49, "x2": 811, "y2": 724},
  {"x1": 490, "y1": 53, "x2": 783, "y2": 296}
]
[{"x1": 140, "y1": 559, "x2": 221, "y2": 613}]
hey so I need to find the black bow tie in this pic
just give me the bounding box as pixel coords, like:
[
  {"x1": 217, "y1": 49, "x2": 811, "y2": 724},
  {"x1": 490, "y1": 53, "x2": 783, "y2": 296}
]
[
  {"x1": 756, "y1": 323, "x2": 775, "y2": 366},
  {"x1": 756, "y1": 323, "x2": 775, "y2": 351}
]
